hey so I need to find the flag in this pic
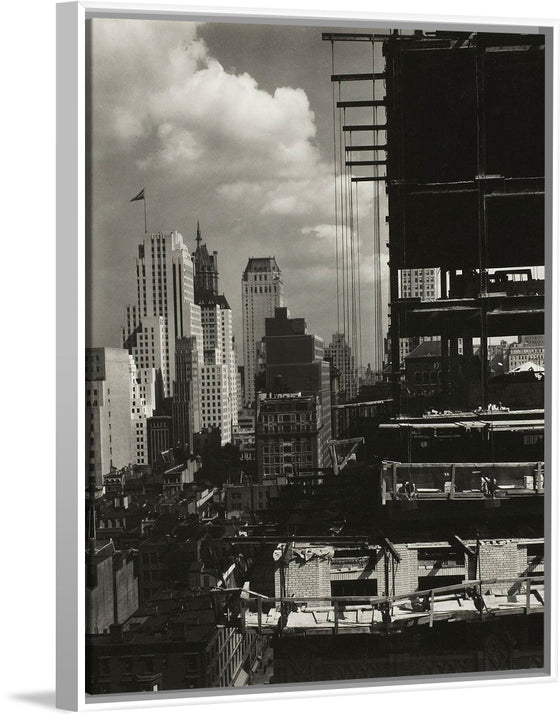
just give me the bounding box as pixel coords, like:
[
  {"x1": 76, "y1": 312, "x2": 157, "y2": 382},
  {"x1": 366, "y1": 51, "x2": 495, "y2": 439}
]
[{"x1": 130, "y1": 188, "x2": 145, "y2": 202}]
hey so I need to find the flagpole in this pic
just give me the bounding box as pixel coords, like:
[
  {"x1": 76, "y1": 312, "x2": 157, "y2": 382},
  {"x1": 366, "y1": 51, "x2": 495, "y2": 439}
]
[
  {"x1": 144, "y1": 194, "x2": 147, "y2": 235},
  {"x1": 130, "y1": 189, "x2": 147, "y2": 234}
]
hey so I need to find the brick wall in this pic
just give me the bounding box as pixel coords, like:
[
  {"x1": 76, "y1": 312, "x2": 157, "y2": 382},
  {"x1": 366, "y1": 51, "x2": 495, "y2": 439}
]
[
  {"x1": 517, "y1": 544, "x2": 528, "y2": 575},
  {"x1": 274, "y1": 556, "x2": 332, "y2": 599},
  {"x1": 391, "y1": 546, "x2": 418, "y2": 596},
  {"x1": 479, "y1": 541, "x2": 521, "y2": 581}
]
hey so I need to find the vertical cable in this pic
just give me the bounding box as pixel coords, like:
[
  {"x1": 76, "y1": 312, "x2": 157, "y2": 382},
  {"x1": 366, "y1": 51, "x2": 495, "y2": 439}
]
[
  {"x1": 342, "y1": 109, "x2": 351, "y2": 351},
  {"x1": 372, "y1": 39, "x2": 383, "y2": 376},
  {"x1": 338, "y1": 90, "x2": 347, "y2": 345},
  {"x1": 331, "y1": 43, "x2": 341, "y2": 335},
  {"x1": 348, "y1": 129, "x2": 357, "y2": 374},
  {"x1": 355, "y1": 182, "x2": 363, "y2": 382}
]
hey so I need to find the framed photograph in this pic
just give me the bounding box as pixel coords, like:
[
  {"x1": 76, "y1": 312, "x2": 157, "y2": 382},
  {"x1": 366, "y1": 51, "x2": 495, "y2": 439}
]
[{"x1": 57, "y1": 1, "x2": 558, "y2": 710}]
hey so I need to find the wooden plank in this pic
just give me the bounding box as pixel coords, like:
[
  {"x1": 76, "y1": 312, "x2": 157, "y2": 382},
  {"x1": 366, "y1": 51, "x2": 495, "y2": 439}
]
[
  {"x1": 450, "y1": 534, "x2": 476, "y2": 558},
  {"x1": 381, "y1": 537, "x2": 402, "y2": 563},
  {"x1": 244, "y1": 576, "x2": 544, "y2": 607}
]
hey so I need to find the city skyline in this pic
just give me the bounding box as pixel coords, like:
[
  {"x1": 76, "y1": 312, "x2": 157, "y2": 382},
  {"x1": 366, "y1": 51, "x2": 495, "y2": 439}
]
[
  {"x1": 87, "y1": 18, "x2": 390, "y2": 363},
  {"x1": 84, "y1": 20, "x2": 547, "y2": 698}
]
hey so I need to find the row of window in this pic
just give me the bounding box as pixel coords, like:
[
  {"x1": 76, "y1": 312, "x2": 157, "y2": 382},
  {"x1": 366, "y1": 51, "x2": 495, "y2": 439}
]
[{"x1": 413, "y1": 370, "x2": 442, "y2": 385}]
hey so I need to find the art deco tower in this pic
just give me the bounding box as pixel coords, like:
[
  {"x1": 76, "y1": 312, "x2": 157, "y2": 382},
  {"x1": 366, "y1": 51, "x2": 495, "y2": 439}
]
[
  {"x1": 193, "y1": 224, "x2": 238, "y2": 444},
  {"x1": 122, "y1": 230, "x2": 203, "y2": 399}
]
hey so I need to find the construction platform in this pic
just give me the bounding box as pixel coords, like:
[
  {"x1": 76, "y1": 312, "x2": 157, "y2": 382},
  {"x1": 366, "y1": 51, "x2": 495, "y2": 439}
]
[{"x1": 241, "y1": 577, "x2": 544, "y2": 635}]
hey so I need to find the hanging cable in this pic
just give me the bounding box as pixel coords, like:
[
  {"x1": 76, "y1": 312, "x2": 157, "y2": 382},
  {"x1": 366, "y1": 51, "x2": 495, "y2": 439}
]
[
  {"x1": 348, "y1": 128, "x2": 357, "y2": 374},
  {"x1": 342, "y1": 109, "x2": 351, "y2": 353},
  {"x1": 338, "y1": 94, "x2": 347, "y2": 346},
  {"x1": 371, "y1": 39, "x2": 384, "y2": 377},
  {"x1": 331, "y1": 42, "x2": 341, "y2": 336},
  {"x1": 355, "y1": 182, "x2": 363, "y2": 382}
]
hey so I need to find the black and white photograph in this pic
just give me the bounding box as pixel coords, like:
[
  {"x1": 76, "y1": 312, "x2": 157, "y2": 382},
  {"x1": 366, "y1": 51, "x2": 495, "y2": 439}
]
[{"x1": 84, "y1": 10, "x2": 548, "y2": 699}]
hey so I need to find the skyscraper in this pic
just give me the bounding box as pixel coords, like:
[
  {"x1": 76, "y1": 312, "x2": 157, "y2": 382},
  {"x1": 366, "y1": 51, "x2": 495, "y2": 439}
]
[
  {"x1": 122, "y1": 231, "x2": 203, "y2": 399},
  {"x1": 192, "y1": 221, "x2": 218, "y2": 300},
  {"x1": 242, "y1": 257, "x2": 283, "y2": 405},
  {"x1": 256, "y1": 307, "x2": 332, "y2": 480},
  {"x1": 325, "y1": 333, "x2": 358, "y2": 402},
  {"x1": 193, "y1": 226, "x2": 238, "y2": 445},
  {"x1": 86, "y1": 348, "x2": 134, "y2": 491},
  {"x1": 172, "y1": 336, "x2": 200, "y2": 453}
]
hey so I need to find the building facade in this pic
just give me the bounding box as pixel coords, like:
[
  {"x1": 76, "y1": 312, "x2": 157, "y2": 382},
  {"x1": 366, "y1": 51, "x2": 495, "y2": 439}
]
[
  {"x1": 122, "y1": 231, "x2": 203, "y2": 400},
  {"x1": 242, "y1": 257, "x2": 283, "y2": 405},
  {"x1": 509, "y1": 340, "x2": 545, "y2": 372},
  {"x1": 325, "y1": 333, "x2": 358, "y2": 402},
  {"x1": 86, "y1": 348, "x2": 135, "y2": 491},
  {"x1": 264, "y1": 307, "x2": 331, "y2": 453},
  {"x1": 129, "y1": 359, "x2": 156, "y2": 466},
  {"x1": 193, "y1": 228, "x2": 238, "y2": 445},
  {"x1": 256, "y1": 393, "x2": 324, "y2": 480},
  {"x1": 172, "y1": 336, "x2": 200, "y2": 454},
  {"x1": 86, "y1": 539, "x2": 139, "y2": 636},
  {"x1": 86, "y1": 615, "x2": 265, "y2": 694},
  {"x1": 255, "y1": 307, "x2": 332, "y2": 480},
  {"x1": 147, "y1": 415, "x2": 173, "y2": 465},
  {"x1": 404, "y1": 340, "x2": 443, "y2": 397},
  {"x1": 399, "y1": 268, "x2": 440, "y2": 364}
]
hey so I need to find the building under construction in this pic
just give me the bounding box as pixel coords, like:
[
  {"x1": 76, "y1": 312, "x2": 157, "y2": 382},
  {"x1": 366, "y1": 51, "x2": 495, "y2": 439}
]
[
  {"x1": 83, "y1": 27, "x2": 548, "y2": 695},
  {"x1": 383, "y1": 31, "x2": 544, "y2": 414},
  {"x1": 225, "y1": 28, "x2": 547, "y2": 687}
]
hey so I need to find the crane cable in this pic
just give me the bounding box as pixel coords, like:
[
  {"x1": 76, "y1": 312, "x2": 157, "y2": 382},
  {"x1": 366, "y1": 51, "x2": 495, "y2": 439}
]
[
  {"x1": 372, "y1": 39, "x2": 384, "y2": 376},
  {"x1": 331, "y1": 42, "x2": 341, "y2": 336}
]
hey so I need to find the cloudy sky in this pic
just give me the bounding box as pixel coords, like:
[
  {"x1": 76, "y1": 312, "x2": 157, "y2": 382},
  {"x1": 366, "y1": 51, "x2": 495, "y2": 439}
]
[{"x1": 87, "y1": 18, "x2": 390, "y2": 366}]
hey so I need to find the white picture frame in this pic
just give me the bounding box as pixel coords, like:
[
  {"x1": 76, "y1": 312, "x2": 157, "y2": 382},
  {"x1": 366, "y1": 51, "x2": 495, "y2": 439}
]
[{"x1": 55, "y1": 2, "x2": 559, "y2": 711}]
